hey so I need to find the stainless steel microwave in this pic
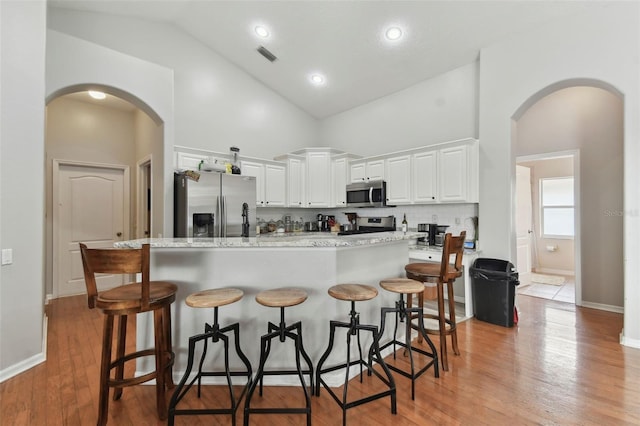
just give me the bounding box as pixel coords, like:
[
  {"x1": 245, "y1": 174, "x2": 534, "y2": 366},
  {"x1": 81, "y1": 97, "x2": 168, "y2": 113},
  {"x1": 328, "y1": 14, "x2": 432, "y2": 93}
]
[{"x1": 346, "y1": 180, "x2": 387, "y2": 208}]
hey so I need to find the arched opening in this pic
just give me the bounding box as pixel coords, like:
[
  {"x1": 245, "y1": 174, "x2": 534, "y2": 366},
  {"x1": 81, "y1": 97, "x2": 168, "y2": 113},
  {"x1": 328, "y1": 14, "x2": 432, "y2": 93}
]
[
  {"x1": 45, "y1": 86, "x2": 164, "y2": 298},
  {"x1": 512, "y1": 81, "x2": 624, "y2": 315}
]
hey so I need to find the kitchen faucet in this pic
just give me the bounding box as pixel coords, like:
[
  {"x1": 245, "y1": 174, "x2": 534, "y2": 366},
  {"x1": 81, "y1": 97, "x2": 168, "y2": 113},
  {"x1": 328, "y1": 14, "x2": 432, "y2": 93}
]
[{"x1": 241, "y1": 202, "x2": 250, "y2": 237}]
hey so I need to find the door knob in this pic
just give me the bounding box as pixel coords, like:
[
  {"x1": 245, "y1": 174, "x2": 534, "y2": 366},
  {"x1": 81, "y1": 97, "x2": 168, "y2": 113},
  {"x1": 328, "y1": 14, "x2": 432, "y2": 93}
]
[{"x1": 117, "y1": 232, "x2": 122, "y2": 237}]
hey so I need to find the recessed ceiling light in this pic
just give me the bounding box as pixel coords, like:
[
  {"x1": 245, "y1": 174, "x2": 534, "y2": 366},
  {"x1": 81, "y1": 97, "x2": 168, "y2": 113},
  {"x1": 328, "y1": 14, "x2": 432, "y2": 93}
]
[
  {"x1": 310, "y1": 74, "x2": 325, "y2": 85},
  {"x1": 88, "y1": 90, "x2": 106, "y2": 100},
  {"x1": 254, "y1": 25, "x2": 270, "y2": 38},
  {"x1": 385, "y1": 26, "x2": 403, "y2": 41}
]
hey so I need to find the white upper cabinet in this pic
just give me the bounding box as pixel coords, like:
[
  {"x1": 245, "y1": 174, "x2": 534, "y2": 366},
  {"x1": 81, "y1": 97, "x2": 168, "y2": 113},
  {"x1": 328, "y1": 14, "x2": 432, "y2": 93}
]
[
  {"x1": 285, "y1": 156, "x2": 305, "y2": 208},
  {"x1": 385, "y1": 155, "x2": 412, "y2": 205},
  {"x1": 438, "y1": 144, "x2": 468, "y2": 202},
  {"x1": 306, "y1": 151, "x2": 331, "y2": 207},
  {"x1": 412, "y1": 149, "x2": 438, "y2": 203},
  {"x1": 240, "y1": 159, "x2": 286, "y2": 207},
  {"x1": 438, "y1": 140, "x2": 479, "y2": 203},
  {"x1": 332, "y1": 157, "x2": 349, "y2": 207},
  {"x1": 350, "y1": 159, "x2": 385, "y2": 182},
  {"x1": 264, "y1": 163, "x2": 286, "y2": 207},
  {"x1": 240, "y1": 160, "x2": 265, "y2": 206},
  {"x1": 176, "y1": 152, "x2": 207, "y2": 170},
  {"x1": 175, "y1": 138, "x2": 478, "y2": 210}
]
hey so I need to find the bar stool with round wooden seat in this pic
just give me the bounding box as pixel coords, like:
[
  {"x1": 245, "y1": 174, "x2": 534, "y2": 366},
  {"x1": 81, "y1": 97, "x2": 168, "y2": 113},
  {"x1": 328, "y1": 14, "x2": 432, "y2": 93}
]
[
  {"x1": 243, "y1": 287, "x2": 314, "y2": 426},
  {"x1": 168, "y1": 288, "x2": 252, "y2": 426},
  {"x1": 405, "y1": 231, "x2": 466, "y2": 371},
  {"x1": 315, "y1": 284, "x2": 396, "y2": 425},
  {"x1": 79, "y1": 243, "x2": 177, "y2": 426},
  {"x1": 369, "y1": 277, "x2": 439, "y2": 400}
]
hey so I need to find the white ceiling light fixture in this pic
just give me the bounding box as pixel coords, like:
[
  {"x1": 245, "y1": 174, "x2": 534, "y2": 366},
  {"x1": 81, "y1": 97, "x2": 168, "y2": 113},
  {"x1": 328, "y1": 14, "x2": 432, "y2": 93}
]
[
  {"x1": 385, "y1": 26, "x2": 403, "y2": 41},
  {"x1": 310, "y1": 74, "x2": 325, "y2": 86},
  {"x1": 88, "y1": 90, "x2": 106, "y2": 100},
  {"x1": 254, "y1": 25, "x2": 270, "y2": 38}
]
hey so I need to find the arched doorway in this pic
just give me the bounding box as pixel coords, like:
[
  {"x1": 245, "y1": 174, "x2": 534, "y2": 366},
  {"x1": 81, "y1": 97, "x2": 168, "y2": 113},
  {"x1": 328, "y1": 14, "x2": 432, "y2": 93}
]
[
  {"x1": 512, "y1": 82, "x2": 624, "y2": 313},
  {"x1": 45, "y1": 86, "x2": 164, "y2": 298}
]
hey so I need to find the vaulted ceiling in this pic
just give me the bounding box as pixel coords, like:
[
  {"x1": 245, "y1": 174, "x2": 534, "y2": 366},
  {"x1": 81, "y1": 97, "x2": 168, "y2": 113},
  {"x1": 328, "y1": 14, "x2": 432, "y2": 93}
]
[{"x1": 49, "y1": 0, "x2": 610, "y2": 118}]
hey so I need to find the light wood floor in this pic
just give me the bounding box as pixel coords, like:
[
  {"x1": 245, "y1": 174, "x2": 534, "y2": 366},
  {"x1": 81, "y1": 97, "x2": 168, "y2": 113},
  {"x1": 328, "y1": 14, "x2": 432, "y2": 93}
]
[{"x1": 2, "y1": 294, "x2": 640, "y2": 425}]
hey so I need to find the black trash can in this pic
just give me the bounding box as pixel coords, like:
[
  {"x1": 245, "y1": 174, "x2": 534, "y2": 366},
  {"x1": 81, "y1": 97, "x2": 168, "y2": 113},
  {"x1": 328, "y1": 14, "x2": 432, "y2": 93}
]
[{"x1": 470, "y1": 258, "x2": 519, "y2": 327}]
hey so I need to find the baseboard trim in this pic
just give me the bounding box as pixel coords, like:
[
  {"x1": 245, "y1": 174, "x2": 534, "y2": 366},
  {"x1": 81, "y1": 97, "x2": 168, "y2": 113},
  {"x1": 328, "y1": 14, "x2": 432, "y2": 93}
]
[
  {"x1": 0, "y1": 351, "x2": 46, "y2": 383},
  {"x1": 620, "y1": 330, "x2": 640, "y2": 348},
  {"x1": 0, "y1": 312, "x2": 48, "y2": 383},
  {"x1": 579, "y1": 300, "x2": 623, "y2": 314},
  {"x1": 533, "y1": 268, "x2": 575, "y2": 276}
]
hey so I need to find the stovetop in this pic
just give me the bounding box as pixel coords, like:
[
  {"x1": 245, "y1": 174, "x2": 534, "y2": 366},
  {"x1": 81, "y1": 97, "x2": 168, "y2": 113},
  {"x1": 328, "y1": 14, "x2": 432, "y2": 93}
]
[{"x1": 337, "y1": 228, "x2": 395, "y2": 236}]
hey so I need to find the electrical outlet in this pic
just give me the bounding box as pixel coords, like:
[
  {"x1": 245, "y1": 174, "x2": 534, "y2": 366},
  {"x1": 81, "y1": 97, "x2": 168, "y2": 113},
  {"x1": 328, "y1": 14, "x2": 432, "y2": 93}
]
[
  {"x1": 2, "y1": 249, "x2": 13, "y2": 265},
  {"x1": 455, "y1": 217, "x2": 461, "y2": 225},
  {"x1": 432, "y1": 214, "x2": 438, "y2": 222}
]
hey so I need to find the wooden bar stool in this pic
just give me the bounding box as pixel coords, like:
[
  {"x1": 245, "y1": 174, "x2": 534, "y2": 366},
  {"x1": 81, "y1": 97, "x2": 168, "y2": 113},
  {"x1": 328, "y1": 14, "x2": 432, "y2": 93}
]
[
  {"x1": 79, "y1": 243, "x2": 177, "y2": 426},
  {"x1": 370, "y1": 278, "x2": 439, "y2": 400},
  {"x1": 315, "y1": 284, "x2": 396, "y2": 425},
  {"x1": 168, "y1": 288, "x2": 252, "y2": 426},
  {"x1": 405, "y1": 231, "x2": 466, "y2": 371},
  {"x1": 243, "y1": 287, "x2": 314, "y2": 426}
]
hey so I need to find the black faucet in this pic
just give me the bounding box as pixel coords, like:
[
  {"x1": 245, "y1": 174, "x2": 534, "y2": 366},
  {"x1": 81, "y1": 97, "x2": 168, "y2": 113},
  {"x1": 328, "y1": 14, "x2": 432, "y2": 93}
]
[{"x1": 241, "y1": 202, "x2": 250, "y2": 237}]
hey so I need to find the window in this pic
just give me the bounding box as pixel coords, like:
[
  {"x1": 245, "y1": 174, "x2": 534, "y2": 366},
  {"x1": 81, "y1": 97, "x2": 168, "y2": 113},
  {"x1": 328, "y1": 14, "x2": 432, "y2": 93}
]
[{"x1": 540, "y1": 177, "x2": 574, "y2": 238}]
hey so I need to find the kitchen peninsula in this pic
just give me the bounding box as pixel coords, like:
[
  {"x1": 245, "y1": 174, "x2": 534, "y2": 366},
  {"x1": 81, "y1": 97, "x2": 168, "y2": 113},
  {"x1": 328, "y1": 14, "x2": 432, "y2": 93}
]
[{"x1": 116, "y1": 231, "x2": 422, "y2": 386}]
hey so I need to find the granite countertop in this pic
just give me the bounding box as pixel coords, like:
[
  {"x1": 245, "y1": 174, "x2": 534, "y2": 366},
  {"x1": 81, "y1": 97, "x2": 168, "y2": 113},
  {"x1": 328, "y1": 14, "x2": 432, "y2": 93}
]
[{"x1": 115, "y1": 231, "x2": 425, "y2": 249}]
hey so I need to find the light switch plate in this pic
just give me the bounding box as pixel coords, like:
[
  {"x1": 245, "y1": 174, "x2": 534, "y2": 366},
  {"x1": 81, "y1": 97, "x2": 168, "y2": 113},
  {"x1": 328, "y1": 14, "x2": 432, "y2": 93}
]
[{"x1": 2, "y1": 249, "x2": 13, "y2": 265}]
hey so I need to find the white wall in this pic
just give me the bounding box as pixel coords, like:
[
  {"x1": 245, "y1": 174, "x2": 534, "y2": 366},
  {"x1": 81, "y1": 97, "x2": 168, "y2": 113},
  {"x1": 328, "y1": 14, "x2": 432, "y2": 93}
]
[
  {"x1": 320, "y1": 62, "x2": 478, "y2": 155},
  {"x1": 0, "y1": 0, "x2": 47, "y2": 379},
  {"x1": 478, "y1": 4, "x2": 640, "y2": 344},
  {"x1": 47, "y1": 8, "x2": 319, "y2": 160}
]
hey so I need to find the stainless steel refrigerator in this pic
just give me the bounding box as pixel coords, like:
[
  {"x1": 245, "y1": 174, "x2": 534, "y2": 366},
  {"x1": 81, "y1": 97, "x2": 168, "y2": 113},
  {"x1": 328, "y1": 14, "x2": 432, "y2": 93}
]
[{"x1": 174, "y1": 171, "x2": 257, "y2": 237}]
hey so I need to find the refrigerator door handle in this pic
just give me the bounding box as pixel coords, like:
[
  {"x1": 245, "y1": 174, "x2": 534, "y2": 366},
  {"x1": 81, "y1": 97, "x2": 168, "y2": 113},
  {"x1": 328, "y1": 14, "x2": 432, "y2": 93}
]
[
  {"x1": 221, "y1": 195, "x2": 227, "y2": 237},
  {"x1": 216, "y1": 196, "x2": 222, "y2": 237}
]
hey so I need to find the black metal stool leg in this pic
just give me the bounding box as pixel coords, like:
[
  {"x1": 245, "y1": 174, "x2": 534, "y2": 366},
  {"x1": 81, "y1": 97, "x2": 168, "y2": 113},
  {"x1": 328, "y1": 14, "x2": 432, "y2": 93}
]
[
  {"x1": 317, "y1": 301, "x2": 396, "y2": 424},
  {"x1": 169, "y1": 305, "x2": 252, "y2": 425},
  {"x1": 244, "y1": 307, "x2": 313, "y2": 426},
  {"x1": 371, "y1": 296, "x2": 439, "y2": 400}
]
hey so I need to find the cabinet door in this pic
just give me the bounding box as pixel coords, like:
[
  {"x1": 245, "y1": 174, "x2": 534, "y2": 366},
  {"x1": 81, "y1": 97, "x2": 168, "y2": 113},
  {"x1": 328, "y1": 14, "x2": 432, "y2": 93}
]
[
  {"x1": 366, "y1": 159, "x2": 385, "y2": 181},
  {"x1": 176, "y1": 152, "x2": 207, "y2": 170},
  {"x1": 413, "y1": 150, "x2": 437, "y2": 203},
  {"x1": 287, "y1": 158, "x2": 305, "y2": 207},
  {"x1": 439, "y1": 145, "x2": 468, "y2": 202},
  {"x1": 386, "y1": 155, "x2": 411, "y2": 205},
  {"x1": 264, "y1": 164, "x2": 286, "y2": 207},
  {"x1": 332, "y1": 158, "x2": 348, "y2": 207},
  {"x1": 306, "y1": 152, "x2": 331, "y2": 207},
  {"x1": 240, "y1": 160, "x2": 265, "y2": 206},
  {"x1": 350, "y1": 161, "x2": 366, "y2": 182}
]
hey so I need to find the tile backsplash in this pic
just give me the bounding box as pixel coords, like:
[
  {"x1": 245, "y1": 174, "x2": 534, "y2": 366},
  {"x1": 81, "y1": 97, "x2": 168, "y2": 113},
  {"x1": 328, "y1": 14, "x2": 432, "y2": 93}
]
[{"x1": 257, "y1": 203, "x2": 478, "y2": 240}]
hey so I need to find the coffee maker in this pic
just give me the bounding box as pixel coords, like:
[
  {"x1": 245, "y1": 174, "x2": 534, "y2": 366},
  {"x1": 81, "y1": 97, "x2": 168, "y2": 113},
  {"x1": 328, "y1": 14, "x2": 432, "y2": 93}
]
[
  {"x1": 193, "y1": 213, "x2": 214, "y2": 237},
  {"x1": 434, "y1": 225, "x2": 449, "y2": 246}
]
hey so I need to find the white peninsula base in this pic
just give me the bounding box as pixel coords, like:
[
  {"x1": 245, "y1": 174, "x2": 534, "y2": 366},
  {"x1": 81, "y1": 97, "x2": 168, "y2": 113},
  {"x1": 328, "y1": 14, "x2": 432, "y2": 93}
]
[{"x1": 128, "y1": 236, "x2": 421, "y2": 387}]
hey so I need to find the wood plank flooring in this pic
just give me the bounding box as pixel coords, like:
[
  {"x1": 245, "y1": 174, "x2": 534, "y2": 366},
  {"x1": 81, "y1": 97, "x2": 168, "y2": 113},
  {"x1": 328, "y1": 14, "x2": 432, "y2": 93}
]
[{"x1": 2, "y1": 294, "x2": 640, "y2": 425}]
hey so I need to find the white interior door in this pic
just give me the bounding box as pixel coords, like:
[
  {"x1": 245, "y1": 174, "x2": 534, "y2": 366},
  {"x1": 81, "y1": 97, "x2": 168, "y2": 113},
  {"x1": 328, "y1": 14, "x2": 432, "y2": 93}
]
[
  {"x1": 55, "y1": 163, "x2": 129, "y2": 297},
  {"x1": 516, "y1": 165, "x2": 533, "y2": 286}
]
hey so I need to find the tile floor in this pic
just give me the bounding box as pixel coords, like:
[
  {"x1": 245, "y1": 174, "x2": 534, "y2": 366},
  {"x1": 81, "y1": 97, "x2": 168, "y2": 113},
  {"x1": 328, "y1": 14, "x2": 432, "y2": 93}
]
[{"x1": 517, "y1": 274, "x2": 575, "y2": 303}]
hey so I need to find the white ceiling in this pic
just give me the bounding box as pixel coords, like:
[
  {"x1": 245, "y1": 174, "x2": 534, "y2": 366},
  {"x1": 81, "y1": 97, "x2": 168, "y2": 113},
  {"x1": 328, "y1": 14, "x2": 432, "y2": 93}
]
[{"x1": 49, "y1": 0, "x2": 610, "y2": 119}]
